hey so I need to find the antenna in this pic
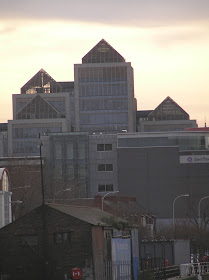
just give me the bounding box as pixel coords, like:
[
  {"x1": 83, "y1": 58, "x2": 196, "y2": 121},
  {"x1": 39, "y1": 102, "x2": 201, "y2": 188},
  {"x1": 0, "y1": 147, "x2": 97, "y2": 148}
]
[{"x1": 205, "y1": 117, "x2": 207, "y2": 128}]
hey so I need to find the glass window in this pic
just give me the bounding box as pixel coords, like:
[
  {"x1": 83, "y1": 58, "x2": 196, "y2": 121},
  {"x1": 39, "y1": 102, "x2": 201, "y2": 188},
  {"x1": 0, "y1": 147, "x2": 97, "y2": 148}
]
[
  {"x1": 97, "y1": 144, "x2": 104, "y2": 151},
  {"x1": 106, "y1": 164, "x2": 113, "y2": 171},
  {"x1": 106, "y1": 184, "x2": 113, "y2": 191},
  {"x1": 98, "y1": 184, "x2": 105, "y2": 192},
  {"x1": 21, "y1": 235, "x2": 38, "y2": 247},
  {"x1": 54, "y1": 165, "x2": 62, "y2": 177},
  {"x1": 55, "y1": 144, "x2": 62, "y2": 159},
  {"x1": 67, "y1": 165, "x2": 74, "y2": 179},
  {"x1": 67, "y1": 142, "x2": 73, "y2": 159},
  {"x1": 98, "y1": 164, "x2": 113, "y2": 171},
  {"x1": 98, "y1": 164, "x2": 105, "y2": 171},
  {"x1": 105, "y1": 144, "x2": 112, "y2": 151},
  {"x1": 54, "y1": 232, "x2": 71, "y2": 244},
  {"x1": 78, "y1": 142, "x2": 85, "y2": 159},
  {"x1": 79, "y1": 165, "x2": 86, "y2": 179},
  {"x1": 98, "y1": 184, "x2": 114, "y2": 192},
  {"x1": 2, "y1": 171, "x2": 9, "y2": 192},
  {"x1": 97, "y1": 144, "x2": 112, "y2": 151}
]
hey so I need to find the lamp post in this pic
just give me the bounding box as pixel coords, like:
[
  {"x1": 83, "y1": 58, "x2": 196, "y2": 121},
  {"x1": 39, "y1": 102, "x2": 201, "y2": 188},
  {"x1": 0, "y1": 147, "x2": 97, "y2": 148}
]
[
  {"x1": 102, "y1": 191, "x2": 119, "y2": 211},
  {"x1": 39, "y1": 133, "x2": 45, "y2": 205},
  {"x1": 198, "y1": 196, "x2": 209, "y2": 227},
  {"x1": 172, "y1": 194, "x2": 189, "y2": 228}
]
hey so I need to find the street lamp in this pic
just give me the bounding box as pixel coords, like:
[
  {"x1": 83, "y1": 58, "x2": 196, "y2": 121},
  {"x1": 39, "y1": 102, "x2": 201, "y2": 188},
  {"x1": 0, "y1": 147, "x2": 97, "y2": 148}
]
[
  {"x1": 198, "y1": 196, "x2": 209, "y2": 227},
  {"x1": 172, "y1": 194, "x2": 189, "y2": 228},
  {"x1": 102, "y1": 191, "x2": 119, "y2": 211},
  {"x1": 53, "y1": 188, "x2": 71, "y2": 202}
]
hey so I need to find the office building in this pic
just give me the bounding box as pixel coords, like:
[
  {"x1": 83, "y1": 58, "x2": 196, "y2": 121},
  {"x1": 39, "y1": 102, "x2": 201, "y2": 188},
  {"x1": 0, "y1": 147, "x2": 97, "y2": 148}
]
[
  {"x1": 137, "y1": 96, "x2": 197, "y2": 132},
  {"x1": 74, "y1": 39, "x2": 136, "y2": 132}
]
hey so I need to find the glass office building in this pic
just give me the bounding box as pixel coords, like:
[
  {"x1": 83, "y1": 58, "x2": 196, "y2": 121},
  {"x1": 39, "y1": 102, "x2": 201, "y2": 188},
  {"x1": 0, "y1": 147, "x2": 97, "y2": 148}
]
[{"x1": 74, "y1": 39, "x2": 136, "y2": 133}]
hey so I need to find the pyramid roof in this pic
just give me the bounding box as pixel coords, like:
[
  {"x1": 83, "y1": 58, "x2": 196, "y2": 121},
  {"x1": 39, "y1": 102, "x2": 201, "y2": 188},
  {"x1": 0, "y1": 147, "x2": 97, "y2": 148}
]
[{"x1": 82, "y1": 39, "x2": 125, "y2": 64}]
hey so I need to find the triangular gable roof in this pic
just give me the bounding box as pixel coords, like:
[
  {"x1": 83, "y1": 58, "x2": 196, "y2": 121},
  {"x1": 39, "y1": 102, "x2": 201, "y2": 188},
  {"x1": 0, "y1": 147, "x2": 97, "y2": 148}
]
[
  {"x1": 48, "y1": 203, "x2": 118, "y2": 226},
  {"x1": 21, "y1": 69, "x2": 62, "y2": 94},
  {"x1": 16, "y1": 94, "x2": 63, "y2": 120},
  {"x1": 82, "y1": 39, "x2": 125, "y2": 64},
  {"x1": 148, "y1": 96, "x2": 189, "y2": 121},
  {"x1": 0, "y1": 204, "x2": 131, "y2": 233}
]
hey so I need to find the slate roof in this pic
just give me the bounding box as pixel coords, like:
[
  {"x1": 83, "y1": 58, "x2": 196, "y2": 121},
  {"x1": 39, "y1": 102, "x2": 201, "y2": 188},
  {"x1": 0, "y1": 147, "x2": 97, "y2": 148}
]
[{"x1": 47, "y1": 203, "x2": 119, "y2": 226}]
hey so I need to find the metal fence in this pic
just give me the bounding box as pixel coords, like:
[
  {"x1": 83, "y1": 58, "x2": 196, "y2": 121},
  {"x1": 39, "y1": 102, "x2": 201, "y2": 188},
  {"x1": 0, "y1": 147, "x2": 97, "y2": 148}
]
[
  {"x1": 94, "y1": 261, "x2": 132, "y2": 280},
  {"x1": 180, "y1": 262, "x2": 209, "y2": 277},
  {"x1": 140, "y1": 265, "x2": 180, "y2": 280}
]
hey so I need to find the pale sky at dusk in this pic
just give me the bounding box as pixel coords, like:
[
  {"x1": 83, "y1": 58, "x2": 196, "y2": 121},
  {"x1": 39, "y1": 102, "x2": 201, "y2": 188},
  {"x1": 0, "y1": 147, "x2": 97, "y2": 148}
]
[{"x1": 1, "y1": 0, "x2": 209, "y2": 126}]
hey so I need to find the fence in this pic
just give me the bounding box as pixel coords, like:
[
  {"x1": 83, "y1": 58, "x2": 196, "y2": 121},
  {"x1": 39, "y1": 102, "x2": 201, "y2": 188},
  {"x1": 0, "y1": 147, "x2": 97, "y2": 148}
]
[
  {"x1": 140, "y1": 265, "x2": 180, "y2": 280},
  {"x1": 180, "y1": 262, "x2": 209, "y2": 277},
  {"x1": 94, "y1": 260, "x2": 132, "y2": 280}
]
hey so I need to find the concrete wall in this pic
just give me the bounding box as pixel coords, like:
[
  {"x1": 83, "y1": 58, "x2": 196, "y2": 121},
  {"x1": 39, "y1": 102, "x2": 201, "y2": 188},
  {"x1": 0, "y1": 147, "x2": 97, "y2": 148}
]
[
  {"x1": 117, "y1": 146, "x2": 209, "y2": 222},
  {"x1": 89, "y1": 134, "x2": 118, "y2": 196}
]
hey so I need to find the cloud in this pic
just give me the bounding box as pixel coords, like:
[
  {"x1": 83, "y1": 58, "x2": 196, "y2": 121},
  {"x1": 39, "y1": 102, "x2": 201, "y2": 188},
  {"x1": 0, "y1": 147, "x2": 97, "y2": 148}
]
[
  {"x1": 0, "y1": 25, "x2": 16, "y2": 34},
  {"x1": 1, "y1": 0, "x2": 209, "y2": 27}
]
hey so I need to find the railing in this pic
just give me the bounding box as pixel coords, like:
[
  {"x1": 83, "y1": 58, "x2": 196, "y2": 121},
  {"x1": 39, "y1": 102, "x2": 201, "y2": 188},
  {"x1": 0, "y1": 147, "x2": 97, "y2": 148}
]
[
  {"x1": 180, "y1": 262, "x2": 209, "y2": 277},
  {"x1": 140, "y1": 265, "x2": 180, "y2": 280},
  {"x1": 94, "y1": 260, "x2": 132, "y2": 280}
]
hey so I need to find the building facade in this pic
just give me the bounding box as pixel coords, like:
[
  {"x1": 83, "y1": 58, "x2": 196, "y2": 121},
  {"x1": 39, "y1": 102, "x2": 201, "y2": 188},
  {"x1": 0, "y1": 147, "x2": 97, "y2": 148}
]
[
  {"x1": 137, "y1": 96, "x2": 197, "y2": 132},
  {"x1": 8, "y1": 69, "x2": 72, "y2": 157},
  {"x1": 74, "y1": 39, "x2": 136, "y2": 132},
  {"x1": 117, "y1": 131, "x2": 209, "y2": 225}
]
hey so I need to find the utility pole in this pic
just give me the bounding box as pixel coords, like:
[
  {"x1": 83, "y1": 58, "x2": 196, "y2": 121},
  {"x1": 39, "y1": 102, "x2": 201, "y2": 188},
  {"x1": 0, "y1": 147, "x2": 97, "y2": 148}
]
[
  {"x1": 39, "y1": 133, "x2": 45, "y2": 205},
  {"x1": 39, "y1": 133, "x2": 47, "y2": 280}
]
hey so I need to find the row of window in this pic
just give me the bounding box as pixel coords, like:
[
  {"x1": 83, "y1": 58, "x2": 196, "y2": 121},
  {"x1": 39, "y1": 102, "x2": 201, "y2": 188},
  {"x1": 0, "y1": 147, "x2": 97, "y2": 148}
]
[
  {"x1": 80, "y1": 98, "x2": 128, "y2": 111},
  {"x1": 98, "y1": 184, "x2": 113, "y2": 192},
  {"x1": 55, "y1": 142, "x2": 86, "y2": 160},
  {"x1": 55, "y1": 143, "x2": 112, "y2": 160},
  {"x1": 98, "y1": 164, "x2": 113, "y2": 172},
  {"x1": 54, "y1": 163, "x2": 113, "y2": 177},
  {"x1": 54, "y1": 164, "x2": 86, "y2": 179},
  {"x1": 78, "y1": 66, "x2": 128, "y2": 83},
  {"x1": 97, "y1": 144, "x2": 112, "y2": 151},
  {"x1": 80, "y1": 112, "x2": 128, "y2": 125},
  {"x1": 79, "y1": 84, "x2": 127, "y2": 97}
]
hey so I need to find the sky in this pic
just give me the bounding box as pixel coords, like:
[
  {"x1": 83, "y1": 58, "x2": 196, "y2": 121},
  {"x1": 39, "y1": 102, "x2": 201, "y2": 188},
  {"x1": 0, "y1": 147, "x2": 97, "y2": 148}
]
[{"x1": 1, "y1": 0, "x2": 209, "y2": 126}]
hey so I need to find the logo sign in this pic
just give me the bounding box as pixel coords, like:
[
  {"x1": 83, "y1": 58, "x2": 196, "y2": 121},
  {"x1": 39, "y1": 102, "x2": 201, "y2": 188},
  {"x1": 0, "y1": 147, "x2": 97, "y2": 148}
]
[
  {"x1": 72, "y1": 267, "x2": 82, "y2": 279},
  {"x1": 180, "y1": 155, "x2": 209, "y2": 164}
]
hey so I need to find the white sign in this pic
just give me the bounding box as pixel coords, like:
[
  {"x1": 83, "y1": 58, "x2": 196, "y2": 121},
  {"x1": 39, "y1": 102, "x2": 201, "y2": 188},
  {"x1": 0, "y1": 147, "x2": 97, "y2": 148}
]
[{"x1": 180, "y1": 155, "x2": 209, "y2": 164}]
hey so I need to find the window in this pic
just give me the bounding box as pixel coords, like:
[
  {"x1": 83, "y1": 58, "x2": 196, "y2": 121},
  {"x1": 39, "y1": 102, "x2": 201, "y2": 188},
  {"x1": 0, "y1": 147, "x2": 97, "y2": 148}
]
[
  {"x1": 97, "y1": 144, "x2": 104, "y2": 151},
  {"x1": 98, "y1": 164, "x2": 105, "y2": 171},
  {"x1": 67, "y1": 165, "x2": 74, "y2": 179},
  {"x1": 67, "y1": 142, "x2": 73, "y2": 159},
  {"x1": 105, "y1": 144, "x2": 112, "y2": 151},
  {"x1": 54, "y1": 165, "x2": 62, "y2": 177},
  {"x1": 21, "y1": 235, "x2": 38, "y2": 247},
  {"x1": 78, "y1": 142, "x2": 85, "y2": 159},
  {"x1": 97, "y1": 144, "x2": 112, "y2": 151},
  {"x1": 54, "y1": 232, "x2": 71, "y2": 244},
  {"x1": 98, "y1": 164, "x2": 113, "y2": 172},
  {"x1": 98, "y1": 184, "x2": 113, "y2": 192},
  {"x1": 106, "y1": 164, "x2": 113, "y2": 171},
  {"x1": 78, "y1": 165, "x2": 86, "y2": 179},
  {"x1": 106, "y1": 184, "x2": 113, "y2": 191},
  {"x1": 98, "y1": 184, "x2": 105, "y2": 192},
  {"x1": 2, "y1": 170, "x2": 9, "y2": 192},
  {"x1": 55, "y1": 144, "x2": 62, "y2": 159}
]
